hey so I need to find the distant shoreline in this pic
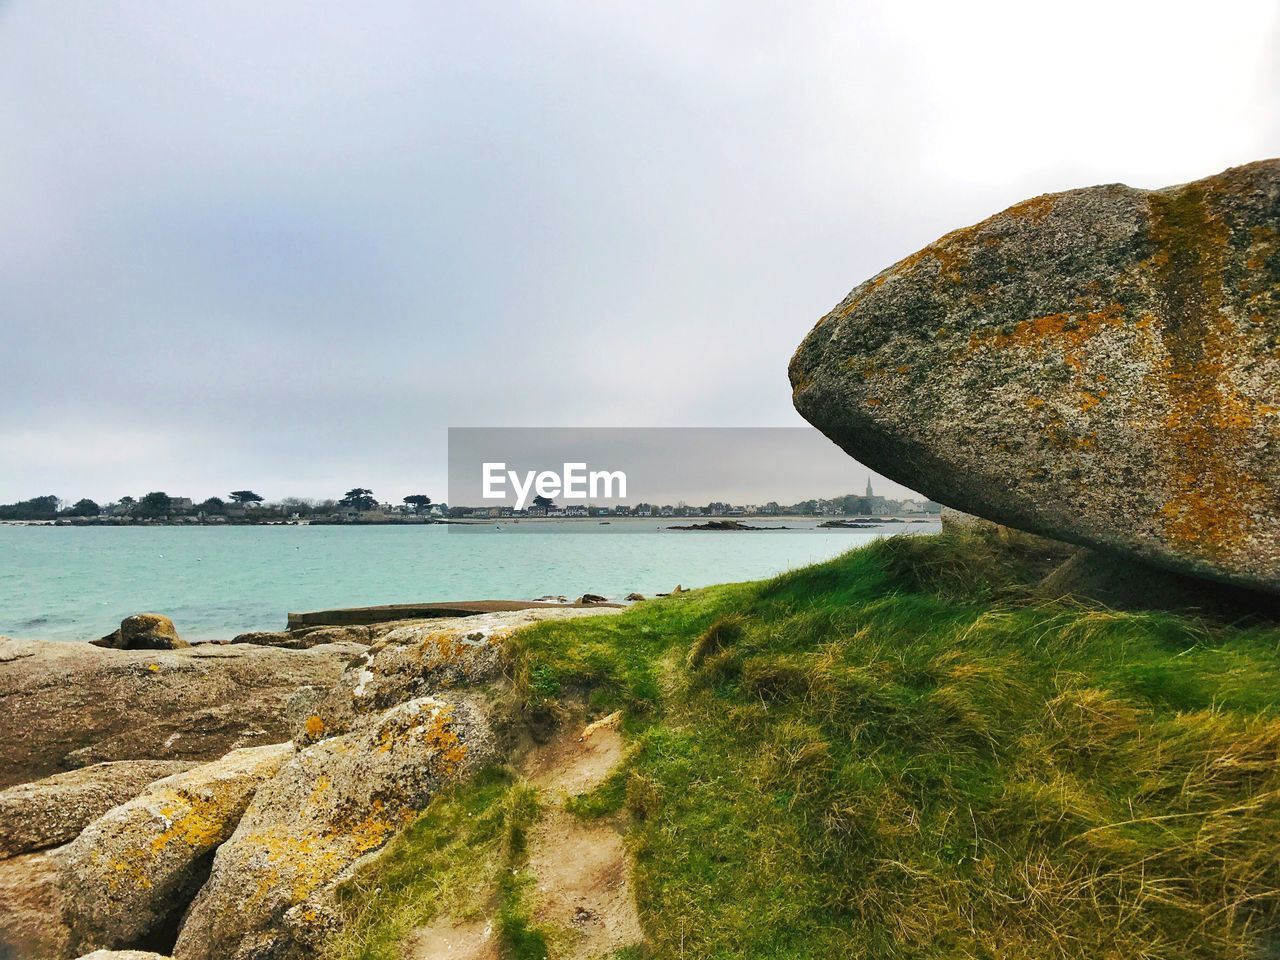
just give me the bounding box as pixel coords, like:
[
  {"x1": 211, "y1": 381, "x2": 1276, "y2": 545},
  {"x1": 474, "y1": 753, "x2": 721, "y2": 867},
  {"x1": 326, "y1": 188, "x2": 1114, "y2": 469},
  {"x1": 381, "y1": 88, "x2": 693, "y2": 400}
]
[{"x1": 2, "y1": 515, "x2": 942, "y2": 529}]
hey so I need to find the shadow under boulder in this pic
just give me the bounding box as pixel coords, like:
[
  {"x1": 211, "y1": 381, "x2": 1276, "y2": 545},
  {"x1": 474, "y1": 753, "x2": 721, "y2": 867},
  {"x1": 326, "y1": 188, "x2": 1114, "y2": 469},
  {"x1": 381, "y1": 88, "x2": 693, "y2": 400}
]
[{"x1": 1037, "y1": 546, "x2": 1280, "y2": 622}]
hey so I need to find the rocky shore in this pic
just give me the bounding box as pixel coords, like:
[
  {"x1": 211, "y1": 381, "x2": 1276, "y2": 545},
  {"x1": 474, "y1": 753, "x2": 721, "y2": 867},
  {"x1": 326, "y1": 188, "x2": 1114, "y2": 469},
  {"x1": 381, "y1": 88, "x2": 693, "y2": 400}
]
[{"x1": 0, "y1": 605, "x2": 620, "y2": 959}]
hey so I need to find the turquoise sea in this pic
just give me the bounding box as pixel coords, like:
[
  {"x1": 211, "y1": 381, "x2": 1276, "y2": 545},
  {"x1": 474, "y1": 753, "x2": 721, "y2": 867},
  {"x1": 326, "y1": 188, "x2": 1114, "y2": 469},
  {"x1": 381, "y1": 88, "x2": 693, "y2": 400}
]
[{"x1": 0, "y1": 519, "x2": 939, "y2": 642}]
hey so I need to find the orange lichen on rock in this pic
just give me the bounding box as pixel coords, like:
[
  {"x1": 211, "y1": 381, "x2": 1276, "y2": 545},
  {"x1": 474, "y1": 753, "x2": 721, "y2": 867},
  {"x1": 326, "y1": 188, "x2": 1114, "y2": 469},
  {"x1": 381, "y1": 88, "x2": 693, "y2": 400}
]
[
  {"x1": 1002, "y1": 193, "x2": 1058, "y2": 225},
  {"x1": 1078, "y1": 389, "x2": 1108, "y2": 413},
  {"x1": 419, "y1": 703, "x2": 469, "y2": 771},
  {"x1": 967, "y1": 302, "x2": 1130, "y2": 371},
  {"x1": 1146, "y1": 183, "x2": 1268, "y2": 560}
]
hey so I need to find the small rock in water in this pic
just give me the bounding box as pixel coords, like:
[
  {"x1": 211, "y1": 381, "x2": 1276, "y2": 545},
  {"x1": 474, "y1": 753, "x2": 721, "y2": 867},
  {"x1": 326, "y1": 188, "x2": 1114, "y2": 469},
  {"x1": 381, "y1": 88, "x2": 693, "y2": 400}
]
[
  {"x1": 92, "y1": 613, "x2": 188, "y2": 650},
  {"x1": 576, "y1": 594, "x2": 609, "y2": 605}
]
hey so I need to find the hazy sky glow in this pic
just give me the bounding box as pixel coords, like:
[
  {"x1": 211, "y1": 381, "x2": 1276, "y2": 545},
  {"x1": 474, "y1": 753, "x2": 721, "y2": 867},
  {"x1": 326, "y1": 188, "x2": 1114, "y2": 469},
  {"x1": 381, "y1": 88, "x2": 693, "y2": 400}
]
[{"x1": 1, "y1": 1, "x2": 1277, "y2": 504}]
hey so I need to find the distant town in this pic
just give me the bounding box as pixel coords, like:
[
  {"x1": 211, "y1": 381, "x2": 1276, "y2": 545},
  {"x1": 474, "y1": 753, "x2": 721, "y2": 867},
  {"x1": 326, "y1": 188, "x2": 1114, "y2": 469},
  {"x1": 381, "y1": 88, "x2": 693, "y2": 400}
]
[{"x1": 0, "y1": 480, "x2": 942, "y2": 526}]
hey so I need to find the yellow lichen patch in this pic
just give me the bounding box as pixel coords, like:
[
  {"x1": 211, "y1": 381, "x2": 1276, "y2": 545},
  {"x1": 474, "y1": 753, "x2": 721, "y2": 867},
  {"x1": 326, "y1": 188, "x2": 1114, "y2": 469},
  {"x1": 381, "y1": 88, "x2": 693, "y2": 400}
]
[
  {"x1": 424, "y1": 631, "x2": 467, "y2": 667},
  {"x1": 304, "y1": 715, "x2": 327, "y2": 738},
  {"x1": 307, "y1": 775, "x2": 332, "y2": 806},
  {"x1": 241, "y1": 829, "x2": 347, "y2": 906},
  {"x1": 104, "y1": 852, "x2": 155, "y2": 891},
  {"x1": 147, "y1": 787, "x2": 237, "y2": 857},
  {"x1": 339, "y1": 799, "x2": 398, "y2": 856},
  {"x1": 1024, "y1": 396, "x2": 1046, "y2": 409}
]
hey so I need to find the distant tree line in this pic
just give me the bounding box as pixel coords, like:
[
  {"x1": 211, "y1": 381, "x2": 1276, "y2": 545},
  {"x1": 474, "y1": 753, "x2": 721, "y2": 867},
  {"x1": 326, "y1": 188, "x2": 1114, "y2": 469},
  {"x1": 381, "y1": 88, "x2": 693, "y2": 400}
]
[{"x1": 0, "y1": 488, "x2": 442, "y2": 521}]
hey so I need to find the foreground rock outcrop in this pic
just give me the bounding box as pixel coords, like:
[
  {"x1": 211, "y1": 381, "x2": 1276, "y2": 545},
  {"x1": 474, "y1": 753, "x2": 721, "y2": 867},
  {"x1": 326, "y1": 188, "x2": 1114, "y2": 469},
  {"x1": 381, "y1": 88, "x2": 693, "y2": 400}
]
[
  {"x1": 62, "y1": 743, "x2": 293, "y2": 954},
  {"x1": 0, "y1": 605, "x2": 619, "y2": 959},
  {"x1": 0, "y1": 759, "x2": 194, "y2": 857},
  {"x1": 0, "y1": 636, "x2": 360, "y2": 787},
  {"x1": 790, "y1": 159, "x2": 1280, "y2": 593},
  {"x1": 174, "y1": 697, "x2": 492, "y2": 959}
]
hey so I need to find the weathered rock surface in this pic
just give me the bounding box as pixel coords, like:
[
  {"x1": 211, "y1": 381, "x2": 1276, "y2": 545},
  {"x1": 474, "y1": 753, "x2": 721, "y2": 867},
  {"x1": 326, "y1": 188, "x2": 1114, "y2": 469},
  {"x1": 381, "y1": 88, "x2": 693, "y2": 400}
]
[
  {"x1": 790, "y1": 159, "x2": 1280, "y2": 593},
  {"x1": 61, "y1": 743, "x2": 293, "y2": 954},
  {"x1": 0, "y1": 846, "x2": 71, "y2": 959},
  {"x1": 0, "y1": 759, "x2": 195, "y2": 858},
  {"x1": 231, "y1": 625, "x2": 374, "y2": 649},
  {"x1": 0, "y1": 636, "x2": 360, "y2": 787},
  {"x1": 294, "y1": 608, "x2": 619, "y2": 744},
  {"x1": 173, "y1": 697, "x2": 493, "y2": 960},
  {"x1": 74, "y1": 951, "x2": 171, "y2": 959},
  {"x1": 93, "y1": 613, "x2": 189, "y2": 650}
]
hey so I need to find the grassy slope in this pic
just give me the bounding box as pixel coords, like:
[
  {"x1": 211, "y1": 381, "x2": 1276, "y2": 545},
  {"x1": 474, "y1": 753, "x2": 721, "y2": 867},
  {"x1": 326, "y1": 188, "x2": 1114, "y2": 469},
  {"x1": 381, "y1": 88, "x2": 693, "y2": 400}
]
[{"x1": 329, "y1": 531, "x2": 1280, "y2": 960}]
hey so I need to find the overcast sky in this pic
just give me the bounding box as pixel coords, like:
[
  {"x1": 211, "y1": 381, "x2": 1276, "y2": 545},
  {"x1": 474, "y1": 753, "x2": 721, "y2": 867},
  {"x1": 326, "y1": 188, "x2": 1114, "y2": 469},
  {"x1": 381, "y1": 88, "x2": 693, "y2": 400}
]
[{"x1": 1, "y1": 1, "x2": 1277, "y2": 505}]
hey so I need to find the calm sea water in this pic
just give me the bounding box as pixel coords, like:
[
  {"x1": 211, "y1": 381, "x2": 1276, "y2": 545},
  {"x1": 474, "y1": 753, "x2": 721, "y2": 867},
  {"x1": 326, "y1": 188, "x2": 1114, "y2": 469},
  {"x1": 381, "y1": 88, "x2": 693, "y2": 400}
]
[{"x1": 0, "y1": 519, "x2": 939, "y2": 642}]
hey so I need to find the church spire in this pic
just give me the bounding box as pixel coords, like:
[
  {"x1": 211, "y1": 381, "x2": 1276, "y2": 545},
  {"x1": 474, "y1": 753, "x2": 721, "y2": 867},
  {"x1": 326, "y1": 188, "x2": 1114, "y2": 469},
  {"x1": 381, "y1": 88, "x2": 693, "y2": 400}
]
[{"x1": 865, "y1": 475, "x2": 874, "y2": 498}]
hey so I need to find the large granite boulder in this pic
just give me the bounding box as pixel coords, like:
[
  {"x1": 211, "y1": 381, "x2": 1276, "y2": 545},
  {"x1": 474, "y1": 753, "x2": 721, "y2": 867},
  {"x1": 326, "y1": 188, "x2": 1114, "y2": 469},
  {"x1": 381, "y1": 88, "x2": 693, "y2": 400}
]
[
  {"x1": 93, "y1": 613, "x2": 189, "y2": 650},
  {"x1": 0, "y1": 636, "x2": 360, "y2": 787},
  {"x1": 173, "y1": 696, "x2": 493, "y2": 960},
  {"x1": 790, "y1": 159, "x2": 1280, "y2": 593},
  {"x1": 0, "y1": 759, "x2": 195, "y2": 857},
  {"x1": 61, "y1": 743, "x2": 293, "y2": 954}
]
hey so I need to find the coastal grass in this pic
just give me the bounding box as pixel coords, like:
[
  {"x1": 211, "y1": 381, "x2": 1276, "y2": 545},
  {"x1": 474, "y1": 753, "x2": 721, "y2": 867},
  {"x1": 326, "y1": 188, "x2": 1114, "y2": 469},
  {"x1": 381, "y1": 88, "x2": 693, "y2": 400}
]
[
  {"x1": 329, "y1": 529, "x2": 1280, "y2": 959},
  {"x1": 323, "y1": 768, "x2": 551, "y2": 960}
]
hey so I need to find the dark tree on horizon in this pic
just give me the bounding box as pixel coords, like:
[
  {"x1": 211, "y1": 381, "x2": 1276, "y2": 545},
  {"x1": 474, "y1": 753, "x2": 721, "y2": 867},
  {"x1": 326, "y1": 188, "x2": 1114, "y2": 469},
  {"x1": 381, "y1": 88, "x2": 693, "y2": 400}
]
[
  {"x1": 65, "y1": 498, "x2": 100, "y2": 517},
  {"x1": 140, "y1": 491, "x2": 172, "y2": 516},
  {"x1": 403, "y1": 494, "x2": 432, "y2": 514},
  {"x1": 532, "y1": 495, "x2": 554, "y2": 511},
  {"x1": 340, "y1": 488, "x2": 377, "y2": 511},
  {"x1": 0, "y1": 494, "x2": 60, "y2": 521},
  {"x1": 229, "y1": 490, "x2": 264, "y2": 505},
  {"x1": 199, "y1": 496, "x2": 226, "y2": 514}
]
